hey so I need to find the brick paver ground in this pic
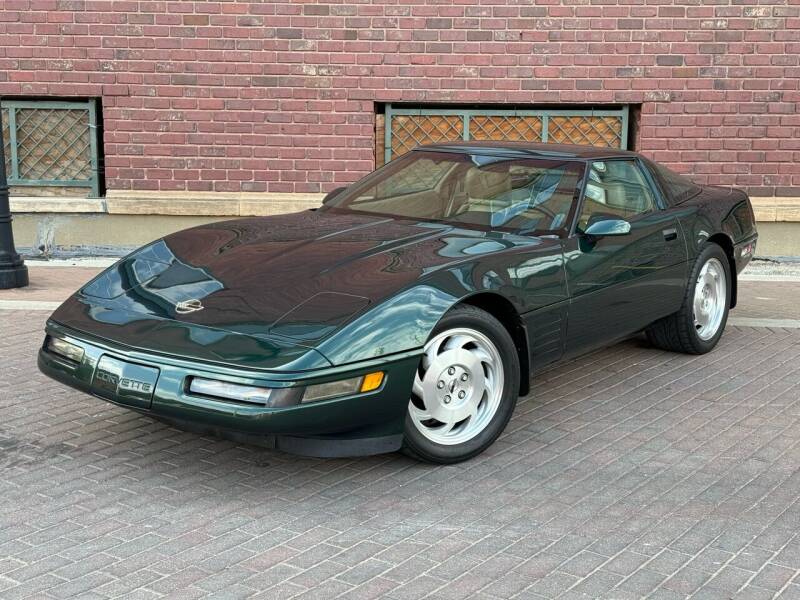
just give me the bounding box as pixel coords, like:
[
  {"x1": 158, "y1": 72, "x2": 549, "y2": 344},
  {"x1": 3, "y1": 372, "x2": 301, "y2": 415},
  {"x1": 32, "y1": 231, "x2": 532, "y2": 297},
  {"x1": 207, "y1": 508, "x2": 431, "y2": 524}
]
[{"x1": 1, "y1": 303, "x2": 799, "y2": 599}]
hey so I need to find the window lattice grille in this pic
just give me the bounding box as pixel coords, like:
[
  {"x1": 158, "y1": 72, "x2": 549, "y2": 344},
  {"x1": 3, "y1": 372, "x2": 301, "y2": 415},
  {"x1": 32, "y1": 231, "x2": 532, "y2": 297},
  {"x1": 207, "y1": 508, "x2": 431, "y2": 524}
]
[
  {"x1": 469, "y1": 115, "x2": 543, "y2": 143},
  {"x1": 380, "y1": 106, "x2": 629, "y2": 166},
  {"x1": 0, "y1": 100, "x2": 100, "y2": 196},
  {"x1": 1, "y1": 108, "x2": 11, "y2": 180},
  {"x1": 389, "y1": 115, "x2": 464, "y2": 157},
  {"x1": 548, "y1": 115, "x2": 623, "y2": 148}
]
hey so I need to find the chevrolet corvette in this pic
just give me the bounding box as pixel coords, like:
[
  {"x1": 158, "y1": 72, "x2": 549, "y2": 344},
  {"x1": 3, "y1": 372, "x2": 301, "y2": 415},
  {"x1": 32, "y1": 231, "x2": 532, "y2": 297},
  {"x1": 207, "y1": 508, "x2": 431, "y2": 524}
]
[{"x1": 39, "y1": 142, "x2": 758, "y2": 463}]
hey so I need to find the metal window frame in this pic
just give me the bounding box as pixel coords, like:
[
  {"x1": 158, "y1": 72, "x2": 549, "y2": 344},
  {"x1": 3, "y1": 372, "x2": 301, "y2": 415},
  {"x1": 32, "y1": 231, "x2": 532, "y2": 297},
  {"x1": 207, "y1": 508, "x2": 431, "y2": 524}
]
[
  {"x1": 1, "y1": 99, "x2": 101, "y2": 197},
  {"x1": 384, "y1": 104, "x2": 629, "y2": 165}
]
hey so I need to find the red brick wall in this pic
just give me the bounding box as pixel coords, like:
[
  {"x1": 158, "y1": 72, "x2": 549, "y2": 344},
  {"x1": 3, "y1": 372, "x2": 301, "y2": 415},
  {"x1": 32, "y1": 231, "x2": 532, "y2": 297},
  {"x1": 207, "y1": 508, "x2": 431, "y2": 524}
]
[{"x1": 1, "y1": 0, "x2": 798, "y2": 196}]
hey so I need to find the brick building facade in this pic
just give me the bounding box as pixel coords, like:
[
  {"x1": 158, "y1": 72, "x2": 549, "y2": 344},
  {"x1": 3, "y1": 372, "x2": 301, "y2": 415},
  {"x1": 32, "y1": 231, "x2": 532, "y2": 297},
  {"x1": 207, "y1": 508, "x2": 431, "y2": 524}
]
[{"x1": 1, "y1": 0, "x2": 799, "y2": 255}]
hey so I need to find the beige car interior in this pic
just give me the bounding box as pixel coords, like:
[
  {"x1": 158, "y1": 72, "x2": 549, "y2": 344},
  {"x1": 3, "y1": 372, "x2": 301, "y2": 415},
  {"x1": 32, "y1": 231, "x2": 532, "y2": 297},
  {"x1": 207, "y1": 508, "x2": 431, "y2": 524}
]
[
  {"x1": 348, "y1": 156, "x2": 580, "y2": 232},
  {"x1": 578, "y1": 161, "x2": 656, "y2": 229},
  {"x1": 348, "y1": 161, "x2": 458, "y2": 219}
]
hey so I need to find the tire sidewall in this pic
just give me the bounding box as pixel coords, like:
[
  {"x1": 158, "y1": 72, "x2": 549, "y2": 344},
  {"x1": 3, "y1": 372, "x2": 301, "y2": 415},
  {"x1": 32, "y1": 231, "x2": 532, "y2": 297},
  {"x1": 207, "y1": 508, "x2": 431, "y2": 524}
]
[
  {"x1": 688, "y1": 244, "x2": 732, "y2": 352},
  {"x1": 403, "y1": 305, "x2": 520, "y2": 463}
]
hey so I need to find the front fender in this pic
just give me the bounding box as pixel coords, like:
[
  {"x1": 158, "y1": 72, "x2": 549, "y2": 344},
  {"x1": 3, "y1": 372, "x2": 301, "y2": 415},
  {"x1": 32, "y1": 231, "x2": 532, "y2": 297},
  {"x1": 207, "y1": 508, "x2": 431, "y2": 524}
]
[
  {"x1": 313, "y1": 256, "x2": 532, "y2": 366},
  {"x1": 314, "y1": 284, "x2": 459, "y2": 366}
]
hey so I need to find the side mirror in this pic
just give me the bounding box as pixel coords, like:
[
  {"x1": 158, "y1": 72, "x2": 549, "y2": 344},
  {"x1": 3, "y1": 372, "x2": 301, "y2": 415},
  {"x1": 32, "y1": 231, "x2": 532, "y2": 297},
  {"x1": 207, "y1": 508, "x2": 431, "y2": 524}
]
[
  {"x1": 322, "y1": 186, "x2": 347, "y2": 205},
  {"x1": 582, "y1": 218, "x2": 631, "y2": 237}
]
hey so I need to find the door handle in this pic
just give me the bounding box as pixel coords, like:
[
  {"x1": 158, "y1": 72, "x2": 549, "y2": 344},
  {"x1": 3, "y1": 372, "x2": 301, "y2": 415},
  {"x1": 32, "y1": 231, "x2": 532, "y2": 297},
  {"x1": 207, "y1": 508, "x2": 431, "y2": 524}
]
[{"x1": 662, "y1": 228, "x2": 678, "y2": 242}]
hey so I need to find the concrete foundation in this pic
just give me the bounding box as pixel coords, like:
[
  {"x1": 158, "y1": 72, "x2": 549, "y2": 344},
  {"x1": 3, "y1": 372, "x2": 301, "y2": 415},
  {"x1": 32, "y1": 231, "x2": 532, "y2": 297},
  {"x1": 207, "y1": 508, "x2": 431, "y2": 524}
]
[
  {"x1": 12, "y1": 213, "x2": 236, "y2": 257},
  {"x1": 751, "y1": 222, "x2": 800, "y2": 258}
]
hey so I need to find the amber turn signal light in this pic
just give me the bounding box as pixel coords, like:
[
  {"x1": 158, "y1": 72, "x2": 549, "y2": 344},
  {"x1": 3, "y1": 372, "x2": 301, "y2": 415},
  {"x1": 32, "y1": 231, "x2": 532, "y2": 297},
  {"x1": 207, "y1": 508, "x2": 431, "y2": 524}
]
[{"x1": 360, "y1": 371, "x2": 384, "y2": 393}]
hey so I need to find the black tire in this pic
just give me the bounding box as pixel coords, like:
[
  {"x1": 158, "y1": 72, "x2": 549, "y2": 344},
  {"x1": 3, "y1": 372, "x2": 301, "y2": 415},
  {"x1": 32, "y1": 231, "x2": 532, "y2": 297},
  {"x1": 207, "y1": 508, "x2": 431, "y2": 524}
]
[
  {"x1": 645, "y1": 243, "x2": 732, "y2": 354},
  {"x1": 402, "y1": 304, "x2": 520, "y2": 464}
]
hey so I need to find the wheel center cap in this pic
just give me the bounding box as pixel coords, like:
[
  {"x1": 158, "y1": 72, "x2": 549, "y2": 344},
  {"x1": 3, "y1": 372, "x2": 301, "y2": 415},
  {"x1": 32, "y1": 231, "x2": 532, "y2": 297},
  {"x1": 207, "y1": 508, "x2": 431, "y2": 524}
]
[{"x1": 436, "y1": 365, "x2": 473, "y2": 406}]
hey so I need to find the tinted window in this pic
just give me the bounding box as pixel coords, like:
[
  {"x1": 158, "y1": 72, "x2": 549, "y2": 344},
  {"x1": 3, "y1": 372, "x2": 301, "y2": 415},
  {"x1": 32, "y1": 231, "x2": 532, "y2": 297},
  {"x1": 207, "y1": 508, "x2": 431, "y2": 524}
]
[
  {"x1": 649, "y1": 162, "x2": 701, "y2": 205},
  {"x1": 374, "y1": 156, "x2": 452, "y2": 197},
  {"x1": 577, "y1": 160, "x2": 656, "y2": 230},
  {"x1": 328, "y1": 151, "x2": 585, "y2": 235}
]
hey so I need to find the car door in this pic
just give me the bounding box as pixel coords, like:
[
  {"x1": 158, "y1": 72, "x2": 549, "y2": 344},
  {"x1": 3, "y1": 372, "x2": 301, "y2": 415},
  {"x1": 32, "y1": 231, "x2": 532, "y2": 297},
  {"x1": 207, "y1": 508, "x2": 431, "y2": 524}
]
[{"x1": 563, "y1": 158, "x2": 688, "y2": 357}]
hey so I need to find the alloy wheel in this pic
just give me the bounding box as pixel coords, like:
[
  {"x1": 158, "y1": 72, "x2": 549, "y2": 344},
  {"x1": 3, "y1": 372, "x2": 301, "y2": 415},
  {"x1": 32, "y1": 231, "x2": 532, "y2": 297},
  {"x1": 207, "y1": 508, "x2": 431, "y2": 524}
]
[
  {"x1": 408, "y1": 327, "x2": 504, "y2": 445},
  {"x1": 693, "y1": 257, "x2": 726, "y2": 341}
]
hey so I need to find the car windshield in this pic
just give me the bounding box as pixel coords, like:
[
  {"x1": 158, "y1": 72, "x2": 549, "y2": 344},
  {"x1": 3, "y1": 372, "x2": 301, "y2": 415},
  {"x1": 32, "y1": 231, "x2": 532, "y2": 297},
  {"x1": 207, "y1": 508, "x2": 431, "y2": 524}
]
[{"x1": 326, "y1": 151, "x2": 585, "y2": 235}]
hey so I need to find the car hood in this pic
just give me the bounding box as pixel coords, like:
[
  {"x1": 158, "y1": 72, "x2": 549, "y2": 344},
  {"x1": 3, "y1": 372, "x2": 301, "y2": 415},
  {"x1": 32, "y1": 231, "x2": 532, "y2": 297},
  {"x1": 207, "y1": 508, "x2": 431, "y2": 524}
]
[{"x1": 52, "y1": 209, "x2": 532, "y2": 366}]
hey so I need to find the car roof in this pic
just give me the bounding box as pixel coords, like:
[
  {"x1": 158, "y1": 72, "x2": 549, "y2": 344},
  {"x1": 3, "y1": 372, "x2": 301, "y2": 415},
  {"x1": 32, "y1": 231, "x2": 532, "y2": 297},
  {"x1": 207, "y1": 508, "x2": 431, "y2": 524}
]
[{"x1": 414, "y1": 140, "x2": 637, "y2": 160}]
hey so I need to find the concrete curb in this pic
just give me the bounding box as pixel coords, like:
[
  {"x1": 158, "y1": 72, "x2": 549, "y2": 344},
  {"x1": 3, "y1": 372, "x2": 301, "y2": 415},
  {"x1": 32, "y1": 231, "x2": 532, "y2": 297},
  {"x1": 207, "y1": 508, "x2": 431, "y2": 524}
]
[
  {"x1": 739, "y1": 275, "x2": 800, "y2": 282},
  {"x1": 22, "y1": 258, "x2": 118, "y2": 268},
  {"x1": 0, "y1": 300, "x2": 61, "y2": 311},
  {"x1": 728, "y1": 317, "x2": 800, "y2": 329}
]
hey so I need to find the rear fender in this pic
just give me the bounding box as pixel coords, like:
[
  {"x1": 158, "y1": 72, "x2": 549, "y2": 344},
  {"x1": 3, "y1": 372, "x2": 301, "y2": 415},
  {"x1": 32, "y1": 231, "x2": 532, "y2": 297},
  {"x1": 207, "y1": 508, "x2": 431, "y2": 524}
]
[{"x1": 678, "y1": 188, "x2": 757, "y2": 309}]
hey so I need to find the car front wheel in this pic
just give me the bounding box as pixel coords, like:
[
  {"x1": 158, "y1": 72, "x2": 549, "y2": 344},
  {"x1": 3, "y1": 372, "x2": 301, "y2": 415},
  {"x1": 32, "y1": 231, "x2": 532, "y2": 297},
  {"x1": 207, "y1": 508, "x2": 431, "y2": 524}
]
[{"x1": 403, "y1": 305, "x2": 520, "y2": 464}]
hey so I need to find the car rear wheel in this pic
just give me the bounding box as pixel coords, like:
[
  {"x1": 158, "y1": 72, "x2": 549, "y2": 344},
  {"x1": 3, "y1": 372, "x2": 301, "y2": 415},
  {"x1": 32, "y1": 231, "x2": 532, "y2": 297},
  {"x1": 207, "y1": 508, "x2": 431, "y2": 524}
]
[
  {"x1": 646, "y1": 243, "x2": 731, "y2": 354},
  {"x1": 403, "y1": 305, "x2": 520, "y2": 464}
]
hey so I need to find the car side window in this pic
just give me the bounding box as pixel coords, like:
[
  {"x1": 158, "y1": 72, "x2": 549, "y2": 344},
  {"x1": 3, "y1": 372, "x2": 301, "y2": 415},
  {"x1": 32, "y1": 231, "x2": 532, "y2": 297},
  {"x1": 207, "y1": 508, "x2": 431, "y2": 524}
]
[{"x1": 578, "y1": 160, "x2": 657, "y2": 230}]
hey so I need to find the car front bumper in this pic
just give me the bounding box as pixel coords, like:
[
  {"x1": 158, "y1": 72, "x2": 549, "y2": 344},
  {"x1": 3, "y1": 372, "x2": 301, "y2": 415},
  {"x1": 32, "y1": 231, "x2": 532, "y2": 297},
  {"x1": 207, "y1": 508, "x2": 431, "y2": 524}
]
[{"x1": 38, "y1": 322, "x2": 420, "y2": 457}]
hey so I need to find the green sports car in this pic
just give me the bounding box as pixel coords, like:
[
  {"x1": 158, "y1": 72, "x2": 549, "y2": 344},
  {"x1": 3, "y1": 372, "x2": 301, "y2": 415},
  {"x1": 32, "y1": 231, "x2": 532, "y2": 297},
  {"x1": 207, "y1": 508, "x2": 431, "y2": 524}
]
[{"x1": 39, "y1": 142, "x2": 758, "y2": 463}]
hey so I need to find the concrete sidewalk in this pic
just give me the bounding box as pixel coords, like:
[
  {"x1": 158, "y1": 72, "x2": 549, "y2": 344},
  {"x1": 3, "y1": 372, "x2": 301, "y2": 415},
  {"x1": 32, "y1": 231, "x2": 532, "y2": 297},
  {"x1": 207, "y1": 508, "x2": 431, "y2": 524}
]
[{"x1": 0, "y1": 266, "x2": 102, "y2": 305}]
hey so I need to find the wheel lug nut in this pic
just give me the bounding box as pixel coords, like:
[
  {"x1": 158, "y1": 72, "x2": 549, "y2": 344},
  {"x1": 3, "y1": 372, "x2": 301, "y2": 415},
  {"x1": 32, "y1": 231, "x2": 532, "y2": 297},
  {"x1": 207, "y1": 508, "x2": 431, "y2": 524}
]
[
  {"x1": 437, "y1": 381, "x2": 444, "y2": 389},
  {"x1": 448, "y1": 367, "x2": 455, "y2": 375},
  {"x1": 444, "y1": 395, "x2": 451, "y2": 404},
  {"x1": 458, "y1": 391, "x2": 466, "y2": 399},
  {"x1": 460, "y1": 373, "x2": 468, "y2": 381}
]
